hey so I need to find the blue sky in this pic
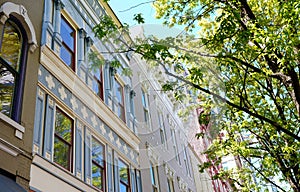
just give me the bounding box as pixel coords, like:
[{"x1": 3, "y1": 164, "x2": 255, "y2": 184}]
[
  {"x1": 108, "y1": 1, "x2": 185, "y2": 39},
  {"x1": 108, "y1": 0, "x2": 162, "y2": 26}
]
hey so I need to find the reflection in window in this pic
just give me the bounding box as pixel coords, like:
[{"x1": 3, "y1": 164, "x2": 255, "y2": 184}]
[
  {"x1": 119, "y1": 159, "x2": 129, "y2": 192},
  {"x1": 0, "y1": 64, "x2": 15, "y2": 116},
  {"x1": 88, "y1": 51, "x2": 104, "y2": 100},
  {"x1": 0, "y1": 19, "x2": 23, "y2": 120},
  {"x1": 60, "y1": 16, "x2": 75, "y2": 70},
  {"x1": 92, "y1": 138, "x2": 105, "y2": 190},
  {"x1": 115, "y1": 79, "x2": 125, "y2": 122},
  {"x1": 54, "y1": 108, "x2": 73, "y2": 171},
  {"x1": 92, "y1": 66, "x2": 103, "y2": 99}
]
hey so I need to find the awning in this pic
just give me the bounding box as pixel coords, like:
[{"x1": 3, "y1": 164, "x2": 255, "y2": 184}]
[{"x1": 0, "y1": 174, "x2": 26, "y2": 192}]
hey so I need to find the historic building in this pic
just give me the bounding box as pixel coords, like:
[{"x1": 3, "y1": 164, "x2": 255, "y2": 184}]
[
  {"x1": 29, "y1": 0, "x2": 140, "y2": 191},
  {"x1": 0, "y1": 1, "x2": 40, "y2": 191},
  {"x1": 0, "y1": 0, "x2": 214, "y2": 191}
]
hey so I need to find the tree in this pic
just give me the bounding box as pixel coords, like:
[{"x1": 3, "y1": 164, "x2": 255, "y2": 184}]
[{"x1": 94, "y1": 0, "x2": 300, "y2": 191}]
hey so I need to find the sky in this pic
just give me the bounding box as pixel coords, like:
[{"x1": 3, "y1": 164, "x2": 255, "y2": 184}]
[
  {"x1": 108, "y1": 1, "x2": 185, "y2": 39},
  {"x1": 108, "y1": 0, "x2": 162, "y2": 26}
]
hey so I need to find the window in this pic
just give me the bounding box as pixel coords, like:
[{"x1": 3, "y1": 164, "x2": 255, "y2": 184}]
[
  {"x1": 135, "y1": 170, "x2": 142, "y2": 192},
  {"x1": 115, "y1": 79, "x2": 125, "y2": 122},
  {"x1": 171, "y1": 129, "x2": 180, "y2": 164},
  {"x1": 141, "y1": 89, "x2": 150, "y2": 124},
  {"x1": 60, "y1": 16, "x2": 75, "y2": 70},
  {"x1": 119, "y1": 159, "x2": 130, "y2": 192},
  {"x1": 167, "y1": 178, "x2": 175, "y2": 192},
  {"x1": 91, "y1": 138, "x2": 105, "y2": 190},
  {"x1": 54, "y1": 108, "x2": 73, "y2": 171},
  {"x1": 183, "y1": 146, "x2": 191, "y2": 176},
  {"x1": 158, "y1": 112, "x2": 167, "y2": 147},
  {"x1": 150, "y1": 163, "x2": 159, "y2": 192},
  {"x1": 0, "y1": 18, "x2": 26, "y2": 122},
  {"x1": 50, "y1": 0, "x2": 54, "y2": 24},
  {"x1": 92, "y1": 65, "x2": 103, "y2": 99}
]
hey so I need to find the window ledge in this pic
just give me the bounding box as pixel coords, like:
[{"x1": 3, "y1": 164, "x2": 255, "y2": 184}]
[
  {"x1": 0, "y1": 138, "x2": 24, "y2": 156},
  {"x1": 0, "y1": 112, "x2": 25, "y2": 139}
]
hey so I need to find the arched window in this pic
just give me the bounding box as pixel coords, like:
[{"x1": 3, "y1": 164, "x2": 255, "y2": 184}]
[{"x1": 0, "y1": 17, "x2": 27, "y2": 122}]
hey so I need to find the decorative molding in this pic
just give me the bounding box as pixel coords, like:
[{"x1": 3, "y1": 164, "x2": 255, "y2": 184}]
[
  {"x1": 54, "y1": 0, "x2": 65, "y2": 10},
  {"x1": 0, "y1": 2, "x2": 38, "y2": 52},
  {"x1": 177, "y1": 177, "x2": 188, "y2": 192},
  {"x1": 38, "y1": 54, "x2": 140, "y2": 165},
  {"x1": 86, "y1": 36, "x2": 93, "y2": 48},
  {"x1": 78, "y1": 28, "x2": 87, "y2": 39},
  {"x1": 163, "y1": 162, "x2": 175, "y2": 179},
  {"x1": 146, "y1": 142, "x2": 159, "y2": 164},
  {"x1": 0, "y1": 138, "x2": 23, "y2": 156},
  {"x1": 0, "y1": 112, "x2": 25, "y2": 139}
]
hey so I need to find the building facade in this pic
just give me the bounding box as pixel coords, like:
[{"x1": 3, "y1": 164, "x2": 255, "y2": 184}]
[
  {"x1": 0, "y1": 0, "x2": 214, "y2": 192},
  {"x1": 0, "y1": 0, "x2": 40, "y2": 191}
]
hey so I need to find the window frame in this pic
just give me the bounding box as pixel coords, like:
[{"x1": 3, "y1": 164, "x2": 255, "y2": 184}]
[
  {"x1": 171, "y1": 129, "x2": 180, "y2": 164},
  {"x1": 53, "y1": 107, "x2": 74, "y2": 172},
  {"x1": 119, "y1": 159, "x2": 130, "y2": 192},
  {"x1": 167, "y1": 178, "x2": 175, "y2": 192},
  {"x1": 92, "y1": 67, "x2": 104, "y2": 99},
  {"x1": 115, "y1": 78, "x2": 125, "y2": 122},
  {"x1": 141, "y1": 89, "x2": 150, "y2": 125},
  {"x1": 150, "y1": 162, "x2": 159, "y2": 192},
  {"x1": 158, "y1": 112, "x2": 167, "y2": 147},
  {"x1": 91, "y1": 137, "x2": 106, "y2": 191},
  {"x1": 0, "y1": 16, "x2": 28, "y2": 122},
  {"x1": 88, "y1": 50, "x2": 104, "y2": 100},
  {"x1": 183, "y1": 146, "x2": 191, "y2": 176},
  {"x1": 60, "y1": 15, "x2": 76, "y2": 71}
]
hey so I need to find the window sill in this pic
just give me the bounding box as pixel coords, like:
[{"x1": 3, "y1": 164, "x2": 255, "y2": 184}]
[
  {"x1": 0, "y1": 112, "x2": 25, "y2": 139},
  {"x1": 31, "y1": 154, "x2": 98, "y2": 192}
]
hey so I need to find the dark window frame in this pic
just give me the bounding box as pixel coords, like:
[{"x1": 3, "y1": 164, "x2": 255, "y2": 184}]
[
  {"x1": 92, "y1": 65, "x2": 104, "y2": 100},
  {"x1": 60, "y1": 16, "x2": 76, "y2": 71},
  {"x1": 0, "y1": 16, "x2": 28, "y2": 122},
  {"x1": 91, "y1": 137, "x2": 106, "y2": 191},
  {"x1": 119, "y1": 159, "x2": 130, "y2": 192},
  {"x1": 54, "y1": 107, "x2": 74, "y2": 171}
]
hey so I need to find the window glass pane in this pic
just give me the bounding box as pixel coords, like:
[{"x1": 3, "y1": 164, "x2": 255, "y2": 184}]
[
  {"x1": 92, "y1": 164, "x2": 103, "y2": 189},
  {"x1": 50, "y1": 0, "x2": 54, "y2": 24},
  {"x1": 0, "y1": 21, "x2": 22, "y2": 72},
  {"x1": 0, "y1": 64, "x2": 15, "y2": 116},
  {"x1": 92, "y1": 68, "x2": 101, "y2": 78},
  {"x1": 115, "y1": 81, "x2": 123, "y2": 104},
  {"x1": 120, "y1": 183, "x2": 127, "y2": 192},
  {"x1": 60, "y1": 45, "x2": 72, "y2": 67},
  {"x1": 144, "y1": 109, "x2": 148, "y2": 123},
  {"x1": 60, "y1": 17, "x2": 74, "y2": 51},
  {"x1": 92, "y1": 79, "x2": 101, "y2": 96},
  {"x1": 54, "y1": 109, "x2": 72, "y2": 170},
  {"x1": 55, "y1": 109, "x2": 72, "y2": 142},
  {"x1": 119, "y1": 160, "x2": 129, "y2": 184},
  {"x1": 141, "y1": 90, "x2": 147, "y2": 107},
  {"x1": 54, "y1": 137, "x2": 70, "y2": 170},
  {"x1": 150, "y1": 165, "x2": 156, "y2": 185},
  {"x1": 92, "y1": 139, "x2": 104, "y2": 167},
  {"x1": 115, "y1": 80, "x2": 125, "y2": 121}
]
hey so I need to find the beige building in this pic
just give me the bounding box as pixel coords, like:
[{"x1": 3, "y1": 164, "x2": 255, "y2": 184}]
[
  {"x1": 0, "y1": 0, "x2": 214, "y2": 192},
  {"x1": 0, "y1": 0, "x2": 40, "y2": 191}
]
